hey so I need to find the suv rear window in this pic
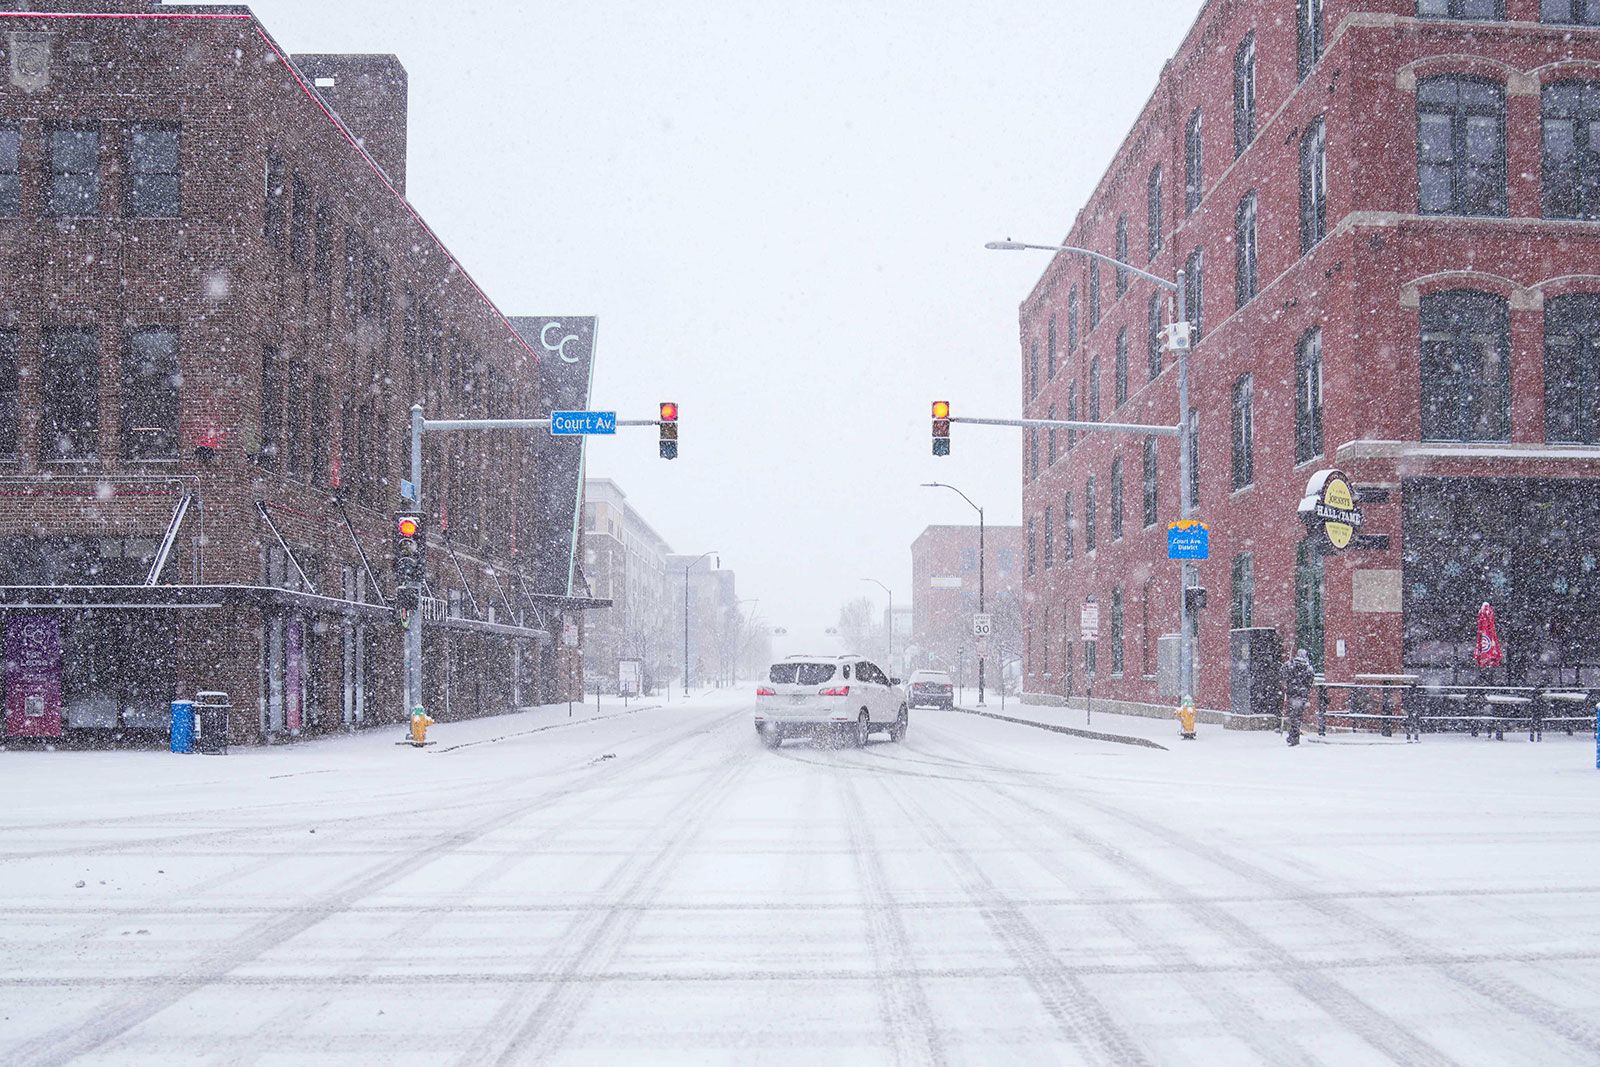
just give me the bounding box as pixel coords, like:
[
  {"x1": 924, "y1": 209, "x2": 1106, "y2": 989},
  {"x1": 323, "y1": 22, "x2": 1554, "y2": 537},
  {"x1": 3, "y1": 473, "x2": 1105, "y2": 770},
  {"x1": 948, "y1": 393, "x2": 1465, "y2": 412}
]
[{"x1": 769, "y1": 662, "x2": 837, "y2": 685}]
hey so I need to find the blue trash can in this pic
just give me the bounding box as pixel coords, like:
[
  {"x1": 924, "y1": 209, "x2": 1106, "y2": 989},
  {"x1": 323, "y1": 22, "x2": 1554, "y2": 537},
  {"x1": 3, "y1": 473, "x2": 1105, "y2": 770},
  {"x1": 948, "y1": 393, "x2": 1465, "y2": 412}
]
[{"x1": 170, "y1": 699, "x2": 195, "y2": 753}]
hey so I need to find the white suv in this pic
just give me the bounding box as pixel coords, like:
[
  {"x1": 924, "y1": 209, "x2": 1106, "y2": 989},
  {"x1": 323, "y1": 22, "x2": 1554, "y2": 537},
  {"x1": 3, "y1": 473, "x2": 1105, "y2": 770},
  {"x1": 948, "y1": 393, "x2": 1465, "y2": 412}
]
[{"x1": 754, "y1": 654, "x2": 908, "y2": 749}]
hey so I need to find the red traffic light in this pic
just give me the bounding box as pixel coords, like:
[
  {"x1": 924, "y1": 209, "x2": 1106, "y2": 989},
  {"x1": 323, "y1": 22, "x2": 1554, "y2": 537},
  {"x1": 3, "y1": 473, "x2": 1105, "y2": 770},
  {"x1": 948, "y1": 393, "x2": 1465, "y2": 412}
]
[
  {"x1": 396, "y1": 515, "x2": 420, "y2": 538},
  {"x1": 659, "y1": 402, "x2": 679, "y2": 422},
  {"x1": 932, "y1": 400, "x2": 950, "y2": 419}
]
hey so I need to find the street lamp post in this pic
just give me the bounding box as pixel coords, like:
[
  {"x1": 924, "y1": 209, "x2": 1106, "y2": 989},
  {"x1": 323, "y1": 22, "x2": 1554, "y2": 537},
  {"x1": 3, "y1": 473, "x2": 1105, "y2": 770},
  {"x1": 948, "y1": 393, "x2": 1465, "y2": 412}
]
[
  {"x1": 859, "y1": 578, "x2": 894, "y2": 677},
  {"x1": 921, "y1": 482, "x2": 986, "y2": 707},
  {"x1": 985, "y1": 239, "x2": 1196, "y2": 705},
  {"x1": 683, "y1": 551, "x2": 718, "y2": 695}
]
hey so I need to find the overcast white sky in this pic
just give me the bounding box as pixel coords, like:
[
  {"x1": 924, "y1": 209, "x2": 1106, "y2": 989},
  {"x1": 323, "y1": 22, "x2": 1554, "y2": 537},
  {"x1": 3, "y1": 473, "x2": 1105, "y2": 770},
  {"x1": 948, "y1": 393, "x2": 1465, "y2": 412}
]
[{"x1": 248, "y1": 0, "x2": 1206, "y2": 636}]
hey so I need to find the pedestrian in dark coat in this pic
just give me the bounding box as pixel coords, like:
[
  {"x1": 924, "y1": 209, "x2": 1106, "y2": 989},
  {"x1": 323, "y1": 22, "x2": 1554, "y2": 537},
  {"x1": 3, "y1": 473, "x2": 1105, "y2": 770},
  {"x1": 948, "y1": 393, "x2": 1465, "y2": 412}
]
[{"x1": 1280, "y1": 648, "x2": 1314, "y2": 747}]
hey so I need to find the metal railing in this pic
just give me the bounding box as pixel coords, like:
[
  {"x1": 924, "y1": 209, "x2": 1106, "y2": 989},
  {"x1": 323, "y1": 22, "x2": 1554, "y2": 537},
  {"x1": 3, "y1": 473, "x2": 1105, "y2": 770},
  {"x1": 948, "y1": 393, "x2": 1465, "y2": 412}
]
[{"x1": 1305, "y1": 678, "x2": 1597, "y2": 742}]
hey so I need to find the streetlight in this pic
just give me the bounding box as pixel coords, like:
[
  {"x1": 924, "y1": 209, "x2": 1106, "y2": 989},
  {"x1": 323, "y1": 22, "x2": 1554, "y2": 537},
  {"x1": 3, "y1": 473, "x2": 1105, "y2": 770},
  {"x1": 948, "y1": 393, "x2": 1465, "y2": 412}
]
[
  {"x1": 859, "y1": 578, "x2": 894, "y2": 678},
  {"x1": 683, "y1": 550, "x2": 718, "y2": 695},
  {"x1": 921, "y1": 482, "x2": 987, "y2": 707},
  {"x1": 986, "y1": 237, "x2": 1197, "y2": 705}
]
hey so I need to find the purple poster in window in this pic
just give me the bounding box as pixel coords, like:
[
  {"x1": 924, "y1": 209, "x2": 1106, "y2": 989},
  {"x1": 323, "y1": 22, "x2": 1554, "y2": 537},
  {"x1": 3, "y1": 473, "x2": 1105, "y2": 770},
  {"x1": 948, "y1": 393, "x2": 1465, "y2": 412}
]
[
  {"x1": 5, "y1": 617, "x2": 63, "y2": 739},
  {"x1": 285, "y1": 619, "x2": 303, "y2": 733}
]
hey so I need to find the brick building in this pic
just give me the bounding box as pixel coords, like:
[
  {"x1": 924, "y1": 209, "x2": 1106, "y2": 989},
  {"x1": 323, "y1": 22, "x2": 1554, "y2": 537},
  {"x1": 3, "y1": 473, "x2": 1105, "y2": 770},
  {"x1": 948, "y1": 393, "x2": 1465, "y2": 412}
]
[
  {"x1": 909, "y1": 524, "x2": 1022, "y2": 686},
  {"x1": 1016, "y1": 0, "x2": 1600, "y2": 718},
  {"x1": 0, "y1": 2, "x2": 600, "y2": 744}
]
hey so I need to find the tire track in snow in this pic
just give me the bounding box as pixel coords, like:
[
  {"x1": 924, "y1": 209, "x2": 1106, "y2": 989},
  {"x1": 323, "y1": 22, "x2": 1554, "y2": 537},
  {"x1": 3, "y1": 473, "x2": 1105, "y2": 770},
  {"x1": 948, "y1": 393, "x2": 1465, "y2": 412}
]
[{"x1": 3, "y1": 702, "x2": 741, "y2": 1067}]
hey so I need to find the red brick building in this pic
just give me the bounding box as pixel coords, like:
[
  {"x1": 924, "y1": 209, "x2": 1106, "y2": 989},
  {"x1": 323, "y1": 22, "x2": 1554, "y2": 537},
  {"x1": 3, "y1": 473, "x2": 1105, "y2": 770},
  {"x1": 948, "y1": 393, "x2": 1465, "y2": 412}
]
[
  {"x1": 0, "y1": 2, "x2": 599, "y2": 744},
  {"x1": 910, "y1": 524, "x2": 1023, "y2": 687},
  {"x1": 1017, "y1": 0, "x2": 1600, "y2": 719}
]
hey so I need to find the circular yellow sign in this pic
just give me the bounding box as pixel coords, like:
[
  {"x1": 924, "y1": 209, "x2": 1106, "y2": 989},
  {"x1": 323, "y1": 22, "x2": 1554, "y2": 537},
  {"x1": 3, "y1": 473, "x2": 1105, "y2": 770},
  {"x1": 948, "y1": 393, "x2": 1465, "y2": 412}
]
[{"x1": 1324, "y1": 477, "x2": 1354, "y2": 548}]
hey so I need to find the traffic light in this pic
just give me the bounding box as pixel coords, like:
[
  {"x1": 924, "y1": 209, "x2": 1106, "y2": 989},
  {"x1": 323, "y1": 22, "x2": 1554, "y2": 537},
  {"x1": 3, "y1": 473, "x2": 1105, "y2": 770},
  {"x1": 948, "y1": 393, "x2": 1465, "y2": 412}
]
[
  {"x1": 932, "y1": 400, "x2": 951, "y2": 456},
  {"x1": 659, "y1": 401, "x2": 678, "y2": 460},
  {"x1": 393, "y1": 513, "x2": 424, "y2": 586}
]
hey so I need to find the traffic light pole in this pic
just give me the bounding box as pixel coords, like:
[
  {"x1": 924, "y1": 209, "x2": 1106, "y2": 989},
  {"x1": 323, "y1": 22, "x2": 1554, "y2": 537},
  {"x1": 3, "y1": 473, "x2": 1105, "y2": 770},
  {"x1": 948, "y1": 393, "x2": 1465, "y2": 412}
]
[{"x1": 404, "y1": 403, "x2": 671, "y2": 717}]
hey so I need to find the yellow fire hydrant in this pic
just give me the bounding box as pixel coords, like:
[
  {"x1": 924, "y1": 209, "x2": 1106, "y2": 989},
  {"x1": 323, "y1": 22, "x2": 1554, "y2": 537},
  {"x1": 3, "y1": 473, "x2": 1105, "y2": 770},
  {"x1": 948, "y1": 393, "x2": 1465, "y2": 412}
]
[
  {"x1": 409, "y1": 705, "x2": 434, "y2": 746},
  {"x1": 1175, "y1": 699, "x2": 1197, "y2": 740}
]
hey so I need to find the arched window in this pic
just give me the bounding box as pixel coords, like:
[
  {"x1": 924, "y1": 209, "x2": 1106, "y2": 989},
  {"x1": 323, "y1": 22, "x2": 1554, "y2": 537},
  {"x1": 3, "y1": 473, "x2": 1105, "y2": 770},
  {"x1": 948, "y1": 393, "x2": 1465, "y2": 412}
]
[
  {"x1": 1147, "y1": 165, "x2": 1164, "y2": 259},
  {"x1": 1300, "y1": 117, "x2": 1327, "y2": 251},
  {"x1": 1115, "y1": 216, "x2": 1130, "y2": 295},
  {"x1": 1234, "y1": 34, "x2": 1256, "y2": 157},
  {"x1": 1544, "y1": 294, "x2": 1600, "y2": 443},
  {"x1": 1110, "y1": 456, "x2": 1125, "y2": 541},
  {"x1": 1420, "y1": 289, "x2": 1510, "y2": 441},
  {"x1": 1115, "y1": 328, "x2": 1129, "y2": 407},
  {"x1": 1084, "y1": 476, "x2": 1098, "y2": 552},
  {"x1": 1047, "y1": 315, "x2": 1058, "y2": 378},
  {"x1": 1418, "y1": 76, "x2": 1506, "y2": 216},
  {"x1": 1185, "y1": 109, "x2": 1204, "y2": 214},
  {"x1": 1542, "y1": 81, "x2": 1600, "y2": 220},
  {"x1": 1147, "y1": 292, "x2": 1164, "y2": 380},
  {"x1": 1297, "y1": 0, "x2": 1324, "y2": 81}
]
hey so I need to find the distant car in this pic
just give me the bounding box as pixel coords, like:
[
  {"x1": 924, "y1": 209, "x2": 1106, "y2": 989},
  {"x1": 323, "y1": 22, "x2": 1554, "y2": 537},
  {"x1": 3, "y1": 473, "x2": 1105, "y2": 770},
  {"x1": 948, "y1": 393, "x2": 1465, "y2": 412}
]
[
  {"x1": 906, "y1": 669, "x2": 954, "y2": 709},
  {"x1": 754, "y1": 654, "x2": 908, "y2": 749}
]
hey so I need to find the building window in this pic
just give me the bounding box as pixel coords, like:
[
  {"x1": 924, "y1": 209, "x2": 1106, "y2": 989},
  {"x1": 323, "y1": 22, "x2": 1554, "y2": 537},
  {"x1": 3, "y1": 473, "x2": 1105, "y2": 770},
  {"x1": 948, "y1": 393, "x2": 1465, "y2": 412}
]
[
  {"x1": 1184, "y1": 249, "x2": 1204, "y2": 342},
  {"x1": 1142, "y1": 438, "x2": 1158, "y2": 528},
  {"x1": 1187, "y1": 410, "x2": 1200, "y2": 509},
  {"x1": 0, "y1": 127, "x2": 17, "y2": 216},
  {"x1": 1029, "y1": 342, "x2": 1039, "y2": 400},
  {"x1": 1110, "y1": 588, "x2": 1125, "y2": 675},
  {"x1": 1298, "y1": 0, "x2": 1324, "y2": 81},
  {"x1": 1544, "y1": 0, "x2": 1600, "y2": 22},
  {"x1": 47, "y1": 127, "x2": 99, "y2": 217},
  {"x1": 1300, "y1": 117, "x2": 1328, "y2": 251},
  {"x1": 1114, "y1": 329, "x2": 1129, "y2": 407},
  {"x1": 1027, "y1": 517, "x2": 1037, "y2": 576},
  {"x1": 1231, "y1": 554, "x2": 1255, "y2": 629},
  {"x1": 309, "y1": 373, "x2": 330, "y2": 484},
  {"x1": 1085, "y1": 635, "x2": 1097, "y2": 678},
  {"x1": 1047, "y1": 315, "x2": 1057, "y2": 378},
  {"x1": 1067, "y1": 384, "x2": 1079, "y2": 450},
  {"x1": 1048, "y1": 404, "x2": 1058, "y2": 464},
  {"x1": 1234, "y1": 34, "x2": 1256, "y2": 158},
  {"x1": 1231, "y1": 374, "x2": 1255, "y2": 490},
  {"x1": 1420, "y1": 290, "x2": 1510, "y2": 441},
  {"x1": 1296, "y1": 539, "x2": 1325, "y2": 671},
  {"x1": 1147, "y1": 165, "x2": 1164, "y2": 260},
  {"x1": 41, "y1": 327, "x2": 99, "y2": 461},
  {"x1": 1235, "y1": 192, "x2": 1258, "y2": 309},
  {"x1": 259, "y1": 343, "x2": 284, "y2": 468},
  {"x1": 1544, "y1": 294, "x2": 1600, "y2": 443},
  {"x1": 264, "y1": 154, "x2": 286, "y2": 246},
  {"x1": 1296, "y1": 328, "x2": 1324, "y2": 462},
  {"x1": 314, "y1": 204, "x2": 333, "y2": 287},
  {"x1": 1089, "y1": 261, "x2": 1102, "y2": 328},
  {"x1": 1147, "y1": 292, "x2": 1164, "y2": 380},
  {"x1": 1044, "y1": 506, "x2": 1054, "y2": 569},
  {"x1": 1084, "y1": 475, "x2": 1098, "y2": 552},
  {"x1": 0, "y1": 329, "x2": 16, "y2": 456},
  {"x1": 1068, "y1": 287, "x2": 1080, "y2": 352},
  {"x1": 1115, "y1": 216, "x2": 1130, "y2": 295},
  {"x1": 121, "y1": 327, "x2": 179, "y2": 461},
  {"x1": 1418, "y1": 76, "x2": 1507, "y2": 217},
  {"x1": 1110, "y1": 456, "x2": 1125, "y2": 541},
  {"x1": 290, "y1": 175, "x2": 310, "y2": 268},
  {"x1": 1185, "y1": 109, "x2": 1203, "y2": 214},
  {"x1": 1028, "y1": 427, "x2": 1039, "y2": 480},
  {"x1": 1062, "y1": 491, "x2": 1075, "y2": 561},
  {"x1": 1542, "y1": 81, "x2": 1600, "y2": 220},
  {"x1": 1089, "y1": 358, "x2": 1102, "y2": 422},
  {"x1": 1419, "y1": 0, "x2": 1504, "y2": 17},
  {"x1": 127, "y1": 124, "x2": 179, "y2": 218}
]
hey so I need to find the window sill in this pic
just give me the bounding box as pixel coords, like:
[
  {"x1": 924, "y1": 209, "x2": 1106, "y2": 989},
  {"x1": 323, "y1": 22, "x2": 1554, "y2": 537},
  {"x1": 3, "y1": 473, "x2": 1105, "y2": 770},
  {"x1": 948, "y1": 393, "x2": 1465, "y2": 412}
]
[{"x1": 1230, "y1": 482, "x2": 1256, "y2": 498}]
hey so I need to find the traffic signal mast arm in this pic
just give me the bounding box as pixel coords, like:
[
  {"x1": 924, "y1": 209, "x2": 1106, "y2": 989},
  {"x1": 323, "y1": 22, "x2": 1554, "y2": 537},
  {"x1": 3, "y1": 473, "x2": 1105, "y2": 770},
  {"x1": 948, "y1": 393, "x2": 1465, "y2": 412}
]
[
  {"x1": 949, "y1": 414, "x2": 1181, "y2": 437},
  {"x1": 419, "y1": 415, "x2": 667, "y2": 431}
]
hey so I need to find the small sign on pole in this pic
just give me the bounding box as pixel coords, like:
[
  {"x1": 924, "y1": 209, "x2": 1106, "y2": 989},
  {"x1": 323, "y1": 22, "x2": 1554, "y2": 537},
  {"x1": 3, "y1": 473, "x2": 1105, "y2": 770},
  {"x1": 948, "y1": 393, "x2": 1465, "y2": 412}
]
[
  {"x1": 1079, "y1": 602, "x2": 1100, "y2": 641},
  {"x1": 1167, "y1": 520, "x2": 1210, "y2": 560},
  {"x1": 972, "y1": 613, "x2": 992, "y2": 638}
]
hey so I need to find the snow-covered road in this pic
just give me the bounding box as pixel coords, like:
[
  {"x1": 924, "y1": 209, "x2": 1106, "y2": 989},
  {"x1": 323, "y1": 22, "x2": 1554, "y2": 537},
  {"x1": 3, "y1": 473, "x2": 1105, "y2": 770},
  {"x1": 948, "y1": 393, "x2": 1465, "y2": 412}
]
[{"x1": 3, "y1": 692, "x2": 1600, "y2": 1065}]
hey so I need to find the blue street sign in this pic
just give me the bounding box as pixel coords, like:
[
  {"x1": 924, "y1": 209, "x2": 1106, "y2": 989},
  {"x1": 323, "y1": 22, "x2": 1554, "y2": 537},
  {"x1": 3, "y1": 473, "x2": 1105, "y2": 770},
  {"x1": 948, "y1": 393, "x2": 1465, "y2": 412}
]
[
  {"x1": 551, "y1": 410, "x2": 617, "y2": 435},
  {"x1": 1167, "y1": 520, "x2": 1210, "y2": 561},
  {"x1": 399, "y1": 479, "x2": 418, "y2": 502}
]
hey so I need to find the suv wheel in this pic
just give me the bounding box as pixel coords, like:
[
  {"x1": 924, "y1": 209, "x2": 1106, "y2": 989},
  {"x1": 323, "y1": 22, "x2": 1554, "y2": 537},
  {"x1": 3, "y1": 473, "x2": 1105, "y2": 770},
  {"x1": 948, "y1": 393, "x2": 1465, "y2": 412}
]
[
  {"x1": 758, "y1": 725, "x2": 782, "y2": 749},
  {"x1": 853, "y1": 710, "x2": 870, "y2": 748},
  {"x1": 889, "y1": 704, "x2": 908, "y2": 742}
]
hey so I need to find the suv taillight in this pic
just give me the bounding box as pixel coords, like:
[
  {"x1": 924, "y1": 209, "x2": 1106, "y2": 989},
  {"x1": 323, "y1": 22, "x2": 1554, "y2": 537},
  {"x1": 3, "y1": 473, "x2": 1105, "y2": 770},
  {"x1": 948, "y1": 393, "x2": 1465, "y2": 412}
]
[
  {"x1": 819, "y1": 685, "x2": 850, "y2": 697},
  {"x1": 756, "y1": 686, "x2": 776, "y2": 697}
]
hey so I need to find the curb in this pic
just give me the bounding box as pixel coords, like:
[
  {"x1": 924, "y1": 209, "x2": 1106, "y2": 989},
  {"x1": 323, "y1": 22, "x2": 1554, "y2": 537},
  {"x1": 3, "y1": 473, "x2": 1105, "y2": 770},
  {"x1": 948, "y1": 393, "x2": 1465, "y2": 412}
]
[{"x1": 941, "y1": 705, "x2": 1169, "y2": 751}]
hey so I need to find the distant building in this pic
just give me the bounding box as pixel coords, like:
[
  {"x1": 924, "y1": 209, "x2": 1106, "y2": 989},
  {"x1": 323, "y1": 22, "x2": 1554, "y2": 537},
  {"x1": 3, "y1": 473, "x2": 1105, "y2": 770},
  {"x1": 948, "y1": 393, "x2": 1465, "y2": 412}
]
[
  {"x1": 1014, "y1": 0, "x2": 1600, "y2": 717},
  {"x1": 666, "y1": 556, "x2": 740, "y2": 688},
  {"x1": 0, "y1": 3, "x2": 602, "y2": 745},
  {"x1": 583, "y1": 479, "x2": 675, "y2": 693},
  {"x1": 910, "y1": 525, "x2": 1023, "y2": 687}
]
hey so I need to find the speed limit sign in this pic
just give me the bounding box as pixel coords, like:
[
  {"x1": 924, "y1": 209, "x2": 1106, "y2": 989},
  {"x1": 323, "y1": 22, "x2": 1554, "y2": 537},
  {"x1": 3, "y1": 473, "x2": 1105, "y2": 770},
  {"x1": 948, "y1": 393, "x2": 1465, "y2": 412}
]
[{"x1": 972, "y1": 613, "x2": 992, "y2": 638}]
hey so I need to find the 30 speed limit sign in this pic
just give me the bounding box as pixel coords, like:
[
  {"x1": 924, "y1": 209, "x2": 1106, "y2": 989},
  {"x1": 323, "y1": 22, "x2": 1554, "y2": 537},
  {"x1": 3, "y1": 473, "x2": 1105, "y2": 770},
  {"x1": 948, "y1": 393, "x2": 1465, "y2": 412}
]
[{"x1": 972, "y1": 613, "x2": 992, "y2": 638}]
